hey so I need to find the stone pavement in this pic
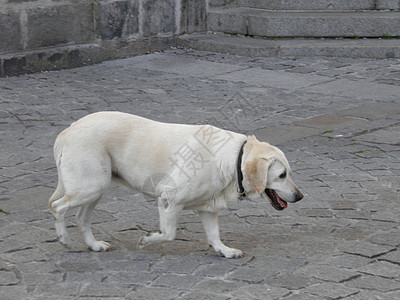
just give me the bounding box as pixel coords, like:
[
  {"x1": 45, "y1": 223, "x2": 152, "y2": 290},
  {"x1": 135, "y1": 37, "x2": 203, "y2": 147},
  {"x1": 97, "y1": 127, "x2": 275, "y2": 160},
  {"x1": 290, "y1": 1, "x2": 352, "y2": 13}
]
[{"x1": 1, "y1": 49, "x2": 400, "y2": 299}]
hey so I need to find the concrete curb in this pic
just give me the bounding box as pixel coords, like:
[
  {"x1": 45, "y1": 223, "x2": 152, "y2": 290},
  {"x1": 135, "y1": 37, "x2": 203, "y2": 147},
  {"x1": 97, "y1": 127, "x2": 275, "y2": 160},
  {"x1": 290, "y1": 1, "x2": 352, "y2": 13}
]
[
  {"x1": 0, "y1": 37, "x2": 177, "y2": 77},
  {"x1": 178, "y1": 33, "x2": 400, "y2": 58}
]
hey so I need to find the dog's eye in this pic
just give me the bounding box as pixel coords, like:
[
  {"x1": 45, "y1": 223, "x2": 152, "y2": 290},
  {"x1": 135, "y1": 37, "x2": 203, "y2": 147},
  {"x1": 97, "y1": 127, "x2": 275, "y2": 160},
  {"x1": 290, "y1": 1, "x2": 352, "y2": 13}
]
[{"x1": 279, "y1": 171, "x2": 287, "y2": 179}]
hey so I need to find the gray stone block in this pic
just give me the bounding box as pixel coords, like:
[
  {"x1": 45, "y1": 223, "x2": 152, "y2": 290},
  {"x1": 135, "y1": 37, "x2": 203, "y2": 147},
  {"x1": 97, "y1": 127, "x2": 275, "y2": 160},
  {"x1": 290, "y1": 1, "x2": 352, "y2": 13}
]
[
  {"x1": 131, "y1": 52, "x2": 244, "y2": 77},
  {"x1": 358, "y1": 261, "x2": 400, "y2": 278},
  {"x1": 209, "y1": 8, "x2": 400, "y2": 37},
  {"x1": 238, "y1": 0, "x2": 377, "y2": 10},
  {"x1": 346, "y1": 274, "x2": 400, "y2": 292},
  {"x1": 278, "y1": 38, "x2": 400, "y2": 59},
  {"x1": 180, "y1": 0, "x2": 207, "y2": 34},
  {"x1": 248, "y1": 11, "x2": 400, "y2": 38},
  {"x1": 0, "y1": 10, "x2": 22, "y2": 53},
  {"x1": 2, "y1": 56, "x2": 26, "y2": 77},
  {"x1": 252, "y1": 125, "x2": 323, "y2": 146},
  {"x1": 0, "y1": 270, "x2": 19, "y2": 286},
  {"x1": 0, "y1": 36, "x2": 176, "y2": 76},
  {"x1": 377, "y1": 0, "x2": 400, "y2": 10},
  {"x1": 293, "y1": 115, "x2": 367, "y2": 129},
  {"x1": 25, "y1": 2, "x2": 94, "y2": 49},
  {"x1": 96, "y1": 0, "x2": 139, "y2": 40},
  {"x1": 303, "y1": 282, "x2": 359, "y2": 299},
  {"x1": 238, "y1": 0, "x2": 400, "y2": 10},
  {"x1": 179, "y1": 33, "x2": 400, "y2": 59},
  {"x1": 209, "y1": 0, "x2": 237, "y2": 9},
  {"x1": 142, "y1": 0, "x2": 176, "y2": 37},
  {"x1": 178, "y1": 33, "x2": 279, "y2": 57},
  {"x1": 338, "y1": 103, "x2": 400, "y2": 119},
  {"x1": 304, "y1": 76, "x2": 400, "y2": 101},
  {"x1": 355, "y1": 126, "x2": 400, "y2": 145},
  {"x1": 207, "y1": 8, "x2": 247, "y2": 34},
  {"x1": 0, "y1": 44, "x2": 101, "y2": 77},
  {"x1": 214, "y1": 66, "x2": 332, "y2": 90}
]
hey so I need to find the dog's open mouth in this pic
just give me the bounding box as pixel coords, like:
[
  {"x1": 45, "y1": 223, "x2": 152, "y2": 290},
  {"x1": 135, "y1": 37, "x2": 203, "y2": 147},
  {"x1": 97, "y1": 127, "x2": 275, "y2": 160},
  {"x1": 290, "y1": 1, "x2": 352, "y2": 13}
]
[{"x1": 265, "y1": 189, "x2": 288, "y2": 211}]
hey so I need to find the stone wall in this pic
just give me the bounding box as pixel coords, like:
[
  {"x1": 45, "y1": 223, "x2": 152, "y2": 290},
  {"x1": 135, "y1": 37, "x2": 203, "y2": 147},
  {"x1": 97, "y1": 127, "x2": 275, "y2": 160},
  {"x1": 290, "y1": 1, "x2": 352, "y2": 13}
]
[{"x1": 0, "y1": 0, "x2": 207, "y2": 76}]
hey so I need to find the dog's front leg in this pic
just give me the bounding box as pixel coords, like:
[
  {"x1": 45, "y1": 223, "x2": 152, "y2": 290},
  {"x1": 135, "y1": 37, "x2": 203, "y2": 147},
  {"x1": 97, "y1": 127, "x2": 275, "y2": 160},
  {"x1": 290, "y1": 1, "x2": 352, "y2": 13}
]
[
  {"x1": 138, "y1": 203, "x2": 183, "y2": 248},
  {"x1": 198, "y1": 211, "x2": 244, "y2": 258}
]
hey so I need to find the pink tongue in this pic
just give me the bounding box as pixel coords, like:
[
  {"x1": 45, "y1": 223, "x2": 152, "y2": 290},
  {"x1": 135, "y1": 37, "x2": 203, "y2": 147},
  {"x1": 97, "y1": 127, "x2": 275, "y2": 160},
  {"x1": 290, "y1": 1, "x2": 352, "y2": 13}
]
[{"x1": 276, "y1": 194, "x2": 288, "y2": 208}]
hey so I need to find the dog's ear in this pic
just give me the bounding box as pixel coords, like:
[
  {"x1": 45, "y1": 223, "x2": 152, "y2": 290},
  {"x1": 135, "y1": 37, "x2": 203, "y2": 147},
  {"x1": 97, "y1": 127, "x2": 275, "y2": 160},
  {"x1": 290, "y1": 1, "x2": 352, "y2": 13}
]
[{"x1": 244, "y1": 157, "x2": 275, "y2": 194}]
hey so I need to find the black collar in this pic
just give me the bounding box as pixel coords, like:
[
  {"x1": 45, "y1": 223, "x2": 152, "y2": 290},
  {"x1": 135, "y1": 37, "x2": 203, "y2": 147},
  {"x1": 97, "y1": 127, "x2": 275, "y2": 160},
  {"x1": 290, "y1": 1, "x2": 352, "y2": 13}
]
[{"x1": 237, "y1": 141, "x2": 247, "y2": 199}]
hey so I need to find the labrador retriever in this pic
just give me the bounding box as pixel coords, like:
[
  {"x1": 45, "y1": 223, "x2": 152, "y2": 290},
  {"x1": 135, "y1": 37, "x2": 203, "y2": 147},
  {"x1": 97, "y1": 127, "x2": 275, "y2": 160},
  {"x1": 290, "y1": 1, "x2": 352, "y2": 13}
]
[{"x1": 49, "y1": 112, "x2": 303, "y2": 258}]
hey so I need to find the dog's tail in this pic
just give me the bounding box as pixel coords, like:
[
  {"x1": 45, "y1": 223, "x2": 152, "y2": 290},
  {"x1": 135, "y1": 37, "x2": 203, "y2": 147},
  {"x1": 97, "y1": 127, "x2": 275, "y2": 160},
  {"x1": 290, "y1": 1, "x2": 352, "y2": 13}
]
[
  {"x1": 49, "y1": 178, "x2": 64, "y2": 215},
  {"x1": 49, "y1": 139, "x2": 65, "y2": 215}
]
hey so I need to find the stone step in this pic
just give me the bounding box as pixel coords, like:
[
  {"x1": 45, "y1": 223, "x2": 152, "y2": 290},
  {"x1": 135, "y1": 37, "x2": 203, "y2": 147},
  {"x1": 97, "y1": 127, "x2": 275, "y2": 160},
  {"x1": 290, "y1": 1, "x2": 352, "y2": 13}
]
[
  {"x1": 177, "y1": 33, "x2": 400, "y2": 59},
  {"x1": 208, "y1": 8, "x2": 400, "y2": 38},
  {"x1": 236, "y1": 0, "x2": 399, "y2": 11}
]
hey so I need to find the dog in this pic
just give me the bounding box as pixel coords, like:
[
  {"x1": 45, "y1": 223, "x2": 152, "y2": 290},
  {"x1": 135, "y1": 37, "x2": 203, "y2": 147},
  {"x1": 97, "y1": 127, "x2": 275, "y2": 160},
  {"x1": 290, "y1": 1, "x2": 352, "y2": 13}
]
[{"x1": 49, "y1": 112, "x2": 303, "y2": 258}]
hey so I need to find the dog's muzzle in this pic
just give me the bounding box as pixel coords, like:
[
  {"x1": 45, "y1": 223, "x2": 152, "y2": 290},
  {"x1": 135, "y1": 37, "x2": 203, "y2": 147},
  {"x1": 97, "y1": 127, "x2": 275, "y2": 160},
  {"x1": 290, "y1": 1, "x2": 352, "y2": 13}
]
[
  {"x1": 265, "y1": 189, "x2": 303, "y2": 211},
  {"x1": 265, "y1": 189, "x2": 287, "y2": 210}
]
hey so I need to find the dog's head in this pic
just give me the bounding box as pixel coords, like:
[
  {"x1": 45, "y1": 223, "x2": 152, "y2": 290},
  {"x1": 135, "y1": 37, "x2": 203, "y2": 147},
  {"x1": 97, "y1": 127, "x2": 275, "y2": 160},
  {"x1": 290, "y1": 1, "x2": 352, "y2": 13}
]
[{"x1": 242, "y1": 136, "x2": 303, "y2": 210}]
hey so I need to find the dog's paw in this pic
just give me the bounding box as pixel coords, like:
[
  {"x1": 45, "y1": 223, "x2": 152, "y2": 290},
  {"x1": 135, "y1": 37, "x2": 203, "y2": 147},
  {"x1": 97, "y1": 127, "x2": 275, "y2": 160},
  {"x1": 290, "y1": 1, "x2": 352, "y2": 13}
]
[
  {"x1": 219, "y1": 247, "x2": 244, "y2": 259},
  {"x1": 89, "y1": 241, "x2": 111, "y2": 252},
  {"x1": 137, "y1": 236, "x2": 148, "y2": 249},
  {"x1": 58, "y1": 236, "x2": 71, "y2": 248}
]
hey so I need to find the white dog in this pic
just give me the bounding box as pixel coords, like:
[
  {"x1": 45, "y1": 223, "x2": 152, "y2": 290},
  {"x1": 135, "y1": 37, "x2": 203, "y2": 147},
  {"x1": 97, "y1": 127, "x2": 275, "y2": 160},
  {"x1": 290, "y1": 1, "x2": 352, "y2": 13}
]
[{"x1": 49, "y1": 112, "x2": 303, "y2": 258}]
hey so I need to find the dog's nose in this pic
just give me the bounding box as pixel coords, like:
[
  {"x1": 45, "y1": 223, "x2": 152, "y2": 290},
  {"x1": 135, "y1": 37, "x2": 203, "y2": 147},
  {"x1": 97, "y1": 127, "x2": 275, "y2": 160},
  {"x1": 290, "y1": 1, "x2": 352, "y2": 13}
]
[{"x1": 295, "y1": 191, "x2": 304, "y2": 202}]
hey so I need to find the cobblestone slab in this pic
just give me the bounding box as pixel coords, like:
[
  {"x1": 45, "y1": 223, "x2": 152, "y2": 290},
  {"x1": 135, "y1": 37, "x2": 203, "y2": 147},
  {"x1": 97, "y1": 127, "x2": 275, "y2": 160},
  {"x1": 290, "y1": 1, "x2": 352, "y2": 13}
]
[{"x1": 1, "y1": 49, "x2": 399, "y2": 299}]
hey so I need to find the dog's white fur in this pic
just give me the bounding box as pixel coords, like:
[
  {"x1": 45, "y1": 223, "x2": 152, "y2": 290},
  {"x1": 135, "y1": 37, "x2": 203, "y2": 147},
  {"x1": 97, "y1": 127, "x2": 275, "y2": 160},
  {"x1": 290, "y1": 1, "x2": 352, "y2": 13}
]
[{"x1": 49, "y1": 112, "x2": 302, "y2": 258}]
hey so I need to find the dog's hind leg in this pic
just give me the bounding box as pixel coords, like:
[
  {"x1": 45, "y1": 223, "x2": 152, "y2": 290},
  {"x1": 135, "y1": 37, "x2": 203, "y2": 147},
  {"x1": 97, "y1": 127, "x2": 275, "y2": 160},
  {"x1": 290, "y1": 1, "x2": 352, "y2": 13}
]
[
  {"x1": 50, "y1": 195, "x2": 73, "y2": 247},
  {"x1": 51, "y1": 148, "x2": 112, "y2": 249},
  {"x1": 49, "y1": 178, "x2": 68, "y2": 244},
  {"x1": 76, "y1": 198, "x2": 111, "y2": 251},
  {"x1": 51, "y1": 190, "x2": 107, "y2": 249},
  {"x1": 49, "y1": 164, "x2": 71, "y2": 247}
]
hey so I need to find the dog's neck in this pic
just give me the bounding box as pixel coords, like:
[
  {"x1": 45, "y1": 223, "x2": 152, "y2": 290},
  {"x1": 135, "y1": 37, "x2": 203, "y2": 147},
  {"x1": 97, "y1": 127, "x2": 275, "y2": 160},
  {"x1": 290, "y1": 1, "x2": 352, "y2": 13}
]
[{"x1": 237, "y1": 141, "x2": 247, "y2": 199}]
